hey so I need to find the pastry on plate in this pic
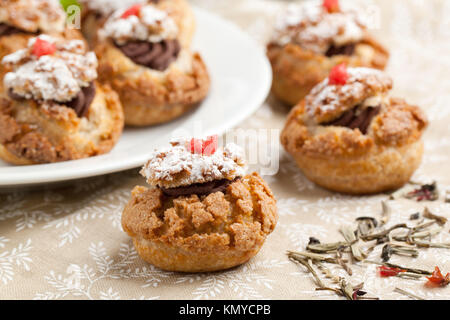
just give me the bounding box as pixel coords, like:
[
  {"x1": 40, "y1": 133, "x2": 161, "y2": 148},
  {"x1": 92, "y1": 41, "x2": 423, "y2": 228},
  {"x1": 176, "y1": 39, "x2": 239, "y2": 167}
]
[
  {"x1": 267, "y1": 0, "x2": 389, "y2": 106},
  {"x1": 95, "y1": 3, "x2": 209, "y2": 126},
  {"x1": 122, "y1": 136, "x2": 278, "y2": 272},
  {"x1": 79, "y1": 0, "x2": 195, "y2": 48},
  {"x1": 0, "y1": 0, "x2": 82, "y2": 58},
  {"x1": 0, "y1": 35, "x2": 124, "y2": 165},
  {"x1": 281, "y1": 64, "x2": 428, "y2": 194}
]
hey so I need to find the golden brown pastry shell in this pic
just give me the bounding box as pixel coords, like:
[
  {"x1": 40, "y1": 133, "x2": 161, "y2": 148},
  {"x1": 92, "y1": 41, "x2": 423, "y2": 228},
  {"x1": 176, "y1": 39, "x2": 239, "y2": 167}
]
[
  {"x1": 96, "y1": 41, "x2": 210, "y2": 126},
  {"x1": 122, "y1": 173, "x2": 278, "y2": 272},
  {"x1": 281, "y1": 98, "x2": 428, "y2": 194},
  {"x1": 0, "y1": 82, "x2": 124, "y2": 165},
  {"x1": 267, "y1": 36, "x2": 390, "y2": 106}
]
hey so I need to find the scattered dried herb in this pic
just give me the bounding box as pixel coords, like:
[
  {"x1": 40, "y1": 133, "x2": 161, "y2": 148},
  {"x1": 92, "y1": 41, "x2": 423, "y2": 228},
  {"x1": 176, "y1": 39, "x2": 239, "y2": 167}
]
[
  {"x1": 340, "y1": 226, "x2": 366, "y2": 261},
  {"x1": 394, "y1": 288, "x2": 425, "y2": 300},
  {"x1": 308, "y1": 237, "x2": 321, "y2": 245},
  {"x1": 377, "y1": 265, "x2": 406, "y2": 277},
  {"x1": 405, "y1": 182, "x2": 439, "y2": 201},
  {"x1": 409, "y1": 212, "x2": 420, "y2": 220},
  {"x1": 445, "y1": 190, "x2": 450, "y2": 203},
  {"x1": 380, "y1": 201, "x2": 391, "y2": 225},
  {"x1": 426, "y1": 266, "x2": 450, "y2": 287},
  {"x1": 288, "y1": 197, "x2": 450, "y2": 300},
  {"x1": 381, "y1": 244, "x2": 393, "y2": 262},
  {"x1": 423, "y1": 207, "x2": 448, "y2": 226}
]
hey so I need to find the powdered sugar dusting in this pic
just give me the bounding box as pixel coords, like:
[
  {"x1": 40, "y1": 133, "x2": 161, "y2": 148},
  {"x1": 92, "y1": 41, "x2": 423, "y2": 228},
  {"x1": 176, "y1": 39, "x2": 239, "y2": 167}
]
[
  {"x1": 140, "y1": 138, "x2": 247, "y2": 188},
  {"x1": 2, "y1": 35, "x2": 98, "y2": 102},
  {"x1": 0, "y1": 0, "x2": 65, "y2": 33},
  {"x1": 79, "y1": 0, "x2": 144, "y2": 17},
  {"x1": 272, "y1": 3, "x2": 366, "y2": 54},
  {"x1": 99, "y1": 4, "x2": 178, "y2": 45},
  {"x1": 305, "y1": 67, "x2": 393, "y2": 122}
]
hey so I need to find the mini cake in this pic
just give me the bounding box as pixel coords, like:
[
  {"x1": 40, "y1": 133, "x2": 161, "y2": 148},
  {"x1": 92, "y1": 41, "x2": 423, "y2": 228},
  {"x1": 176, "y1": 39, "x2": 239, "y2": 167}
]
[
  {"x1": 122, "y1": 136, "x2": 278, "y2": 272},
  {"x1": 79, "y1": 0, "x2": 195, "y2": 48},
  {"x1": 281, "y1": 65, "x2": 428, "y2": 194},
  {"x1": 95, "y1": 3, "x2": 209, "y2": 126},
  {"x1": 268, "y1": 0, "x2": 389, "y2": 106},
  {"x1": 0, "y1": 35, "x2": 124, "y2": 165},
  {"x1": 0, "y1": 0, "x2": 81, "y2": 57}
]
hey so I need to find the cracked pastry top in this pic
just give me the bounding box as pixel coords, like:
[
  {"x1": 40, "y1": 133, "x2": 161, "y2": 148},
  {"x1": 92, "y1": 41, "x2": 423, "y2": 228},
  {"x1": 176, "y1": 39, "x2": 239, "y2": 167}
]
[
  {"x1": 2, "y1": 35, "x2": 98, "y2": 116},
  {"x1": 122, "y1": 136, "x2": 278, "y2": 272},
  {"x1": 0, "y1": 0, "x2": 66, "y2": 35},
  {"x1": 272, "y1": 1, "x2": 368, "y2": 57},
  {"x1": 141, "y1": 137, "x2": 246, "y2": 190},
  {"x1": 283, "y1": 66, "x2": 427, "y2": 155}
]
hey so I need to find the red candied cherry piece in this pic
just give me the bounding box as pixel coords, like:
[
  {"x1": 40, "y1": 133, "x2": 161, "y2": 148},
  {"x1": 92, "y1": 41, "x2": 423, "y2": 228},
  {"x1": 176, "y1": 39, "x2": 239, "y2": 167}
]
[
  {"x1": 202, "y1": 135, "x2": 218, "y2": 156},
  {"x1": 190, "y1": 138, "x2": 203, "y2": 154},
  {"x1": 328, "y1": 63, "x2": 349, "y2": 85},
  {"x1": 121, "y1": 4, "x2": 142, "y2": 19},
  {"x1": 323, "y1": 0, "x2": 340, "y2": 13},
  {"x1": 32, "y1": 38, "x2": 56, "y2": 58}
]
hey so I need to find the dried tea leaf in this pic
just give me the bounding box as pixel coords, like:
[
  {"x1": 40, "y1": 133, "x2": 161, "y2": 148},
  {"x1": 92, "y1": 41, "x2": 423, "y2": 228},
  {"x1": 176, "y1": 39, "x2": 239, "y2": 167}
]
[
  {"x1": 340, "y1": 226, "x2": 366, "y2": 261},
  {"x1": 287, "y1": 251, "x2": 343, "y2": 264},
  {"x1": 362, "y1": 224, "x2": 408, "y2": 241},
  {"x1": 410, "y1": 212, "x2": 420, "y2": 220},
  {"x1": 405, "y1": 182, "x2": 439, "y2": 201},
  {"x1": 445, "y1": 190, "x2": 450, "y2": 203},
  {"x1": 423, "y1": 207, "x2": 448, "y2": 226},
  {"x1": 306, "y1": 241, "x2": 348, "y2": 253},
  {"x1": 381, "y1": 244, "x2": 393, "y2": 262},
  {"x1": 394, "y1": 288, "x2": 425, "y2": 300},
  {"x1": 380, "y1": 201, "x2": 391, "y2": 225},
  {"x1": 336, "y1": 246, "x2": 352, "y2": 275},
  {"x1": 356, "y1": 217, "x2": 378, "y2": 237},
  {"x1": 308, "y1": 237, "x2": 321, "y2": 245}
]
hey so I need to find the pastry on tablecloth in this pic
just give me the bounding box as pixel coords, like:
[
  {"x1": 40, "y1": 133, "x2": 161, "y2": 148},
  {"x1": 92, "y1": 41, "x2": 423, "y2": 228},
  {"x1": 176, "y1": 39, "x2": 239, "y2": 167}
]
[
  {"x1": 122, "y1": 136, "x2": 278, "y2": 272},
  {"x1": 281, "y1": 64, "x2": 428, "y2": 194},
  {"x1": 267, "y1": 0, "x2": 389, "y2": 106},
  {"x1": 95, "y1": 3, "x2": 209, "y2": 126},
  {"x1": 79, "y1": 0, "x2": 195, "y2": 48},
  {"x1": 0, "y1": 35, "x2": 124, "y2": 165}
]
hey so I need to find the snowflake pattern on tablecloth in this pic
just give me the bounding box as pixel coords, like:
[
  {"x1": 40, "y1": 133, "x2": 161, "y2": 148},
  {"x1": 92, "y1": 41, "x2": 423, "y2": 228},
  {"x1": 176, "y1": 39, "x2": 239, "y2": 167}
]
[{"x1": 0, "y1": 239, "x2": 32, "y2": 285}]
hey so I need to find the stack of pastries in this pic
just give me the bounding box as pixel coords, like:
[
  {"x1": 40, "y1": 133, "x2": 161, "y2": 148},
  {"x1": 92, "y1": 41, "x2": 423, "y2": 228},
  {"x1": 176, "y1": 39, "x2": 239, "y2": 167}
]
[
  {"x1": 273, "y1": 0, "x2": 428, "y2": 194},
  {"x1": 0, "y1": 0, "x2": 210, "y2": 165}
]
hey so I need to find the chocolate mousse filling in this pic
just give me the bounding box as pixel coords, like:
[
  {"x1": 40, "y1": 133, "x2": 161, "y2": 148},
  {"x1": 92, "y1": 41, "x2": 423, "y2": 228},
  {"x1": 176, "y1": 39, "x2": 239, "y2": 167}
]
[
  {"x1": 325, "y1": 43, "x2": 356, "y2": 57},
  {"x1": 160, "y1": 178, "x2": 240, "y2": 197},
  {"x1": 115, "y1": 39, "x2": 181, "y2": 71},
  {"x1": 65, "y1": 82, "x2": 96, "y2": 118},
  {"x1": 324, "y1": 105, "x2": 381, "y2": 134},
  {"x1": 0, "y1": 23, "x2": 25, "y2": 37},
  {"x1": 8, "y1": 82, "x2": 96, "y2": 118}
]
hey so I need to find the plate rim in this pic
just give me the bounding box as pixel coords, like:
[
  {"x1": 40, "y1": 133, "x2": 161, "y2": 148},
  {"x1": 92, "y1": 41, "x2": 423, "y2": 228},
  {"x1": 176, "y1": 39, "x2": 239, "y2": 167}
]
[{"x1": 0, "y1": 6, "x2": 272, "y2": 187}]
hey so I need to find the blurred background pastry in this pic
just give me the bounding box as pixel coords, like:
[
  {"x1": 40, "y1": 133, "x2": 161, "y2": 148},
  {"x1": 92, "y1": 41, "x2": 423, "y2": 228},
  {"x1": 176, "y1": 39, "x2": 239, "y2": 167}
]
[
  {"x1": 79, "y1": 0, "x2": 195, "y2": 48},
  {"x1": 281, "y1": 65, "x2": 428, "y2": 194},
  {"x1": 0, "y1": 35, "x2": 124, "y2": 164},
  {"x1": 95, "y1": 3, "x2": 209, "y2": 126},
  {"x1": 267, "y1": 0, "x2": 389, "y2": 106}
]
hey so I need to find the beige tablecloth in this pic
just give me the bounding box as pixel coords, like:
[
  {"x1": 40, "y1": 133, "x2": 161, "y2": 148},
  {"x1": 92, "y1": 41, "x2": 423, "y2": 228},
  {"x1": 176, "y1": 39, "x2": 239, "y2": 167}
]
[{"x1": 1, "y1": 0, "x2": 450, "y2": 300}]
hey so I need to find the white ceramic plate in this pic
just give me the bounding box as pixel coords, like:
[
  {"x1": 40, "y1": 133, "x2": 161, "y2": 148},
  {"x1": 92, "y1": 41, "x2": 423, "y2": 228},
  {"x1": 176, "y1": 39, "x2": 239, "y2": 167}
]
[{"x1": 0, "y1": 7, "x2": 272, "y2": 188}]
